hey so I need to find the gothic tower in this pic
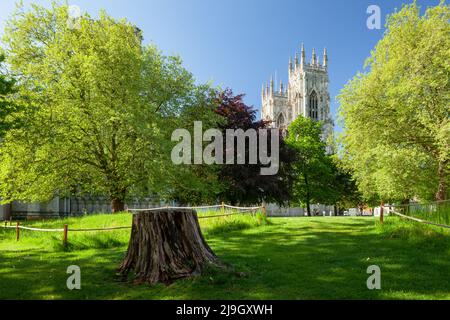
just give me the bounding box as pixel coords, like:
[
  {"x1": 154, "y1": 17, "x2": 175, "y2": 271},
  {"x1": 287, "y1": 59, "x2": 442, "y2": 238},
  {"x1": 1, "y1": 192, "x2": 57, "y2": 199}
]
[{"x1": 261, "y1": 44, "x2": 333, "y2": 142}]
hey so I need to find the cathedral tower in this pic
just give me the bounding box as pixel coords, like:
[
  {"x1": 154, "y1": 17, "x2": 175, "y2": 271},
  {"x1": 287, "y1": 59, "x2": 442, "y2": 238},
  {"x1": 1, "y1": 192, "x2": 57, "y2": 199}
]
[{"x1": 261, "y1": 44, "x2": 333, "y2": 141}]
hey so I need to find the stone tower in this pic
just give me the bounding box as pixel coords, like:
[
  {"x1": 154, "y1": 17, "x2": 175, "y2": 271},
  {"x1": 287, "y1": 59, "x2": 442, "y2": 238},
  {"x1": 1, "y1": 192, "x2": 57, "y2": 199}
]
[{"x1": 261, "y1": 44, "x2": 333, "y2": 142}]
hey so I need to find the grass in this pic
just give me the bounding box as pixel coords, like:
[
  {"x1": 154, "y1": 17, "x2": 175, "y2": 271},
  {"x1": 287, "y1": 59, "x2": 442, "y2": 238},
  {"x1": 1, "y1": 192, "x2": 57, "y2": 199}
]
[
  {"x1": 0, "y1": 213, "x2": 449, "y2": 300},
  {"x1": 0, "y1": 210, "x2": 267, "y2": 252},
  {"x1": 394, "y1": 201, "x2": 450, "y2": 226}
]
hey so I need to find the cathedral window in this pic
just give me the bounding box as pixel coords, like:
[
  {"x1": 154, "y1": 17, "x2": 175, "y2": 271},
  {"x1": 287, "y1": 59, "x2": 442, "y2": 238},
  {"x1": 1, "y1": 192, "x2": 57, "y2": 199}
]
[
  {"x1": 309, "y1": 91, "x2": 318, "y2": 120},
  {"x1": 276, "y1": 113, "x2": 285, "y2": 128}
]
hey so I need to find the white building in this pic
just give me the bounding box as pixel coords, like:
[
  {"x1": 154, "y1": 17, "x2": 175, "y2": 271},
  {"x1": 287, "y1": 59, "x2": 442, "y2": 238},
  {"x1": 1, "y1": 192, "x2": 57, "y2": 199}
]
[{"x1": 261, "y1": 43, "x2": 333, "y2": 141}]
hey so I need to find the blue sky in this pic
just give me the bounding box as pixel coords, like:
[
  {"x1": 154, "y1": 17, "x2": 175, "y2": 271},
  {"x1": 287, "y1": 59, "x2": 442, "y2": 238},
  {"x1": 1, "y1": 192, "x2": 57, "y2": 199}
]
[{"x1": 0, "y1": 0, "x2": 444, "y2": 132}]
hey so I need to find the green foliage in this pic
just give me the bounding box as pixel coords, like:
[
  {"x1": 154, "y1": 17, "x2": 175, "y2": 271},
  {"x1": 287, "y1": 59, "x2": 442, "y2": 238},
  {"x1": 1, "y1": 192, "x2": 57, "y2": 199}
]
[
  {"x1": 286, "y1": 116, "x2": 335, "y2": 214},
  {"x1": 328, "y1": 155, "x2": 363, "y2": 211},
  {"x1": 0, "y1": 53, "x2": 19, "y2": 138},
  {"x1": 285, "y1": 117, "x2": 362, "y2": 212},
  {"x1": 0, "y1": 2, "x2": 213, "y2": 208},
  {"x1": 159, "y1": 86, "x2": 225, "y2": 205},
  {"x1": 338, "y1": 1, "x2": 450, "y2": 202}
]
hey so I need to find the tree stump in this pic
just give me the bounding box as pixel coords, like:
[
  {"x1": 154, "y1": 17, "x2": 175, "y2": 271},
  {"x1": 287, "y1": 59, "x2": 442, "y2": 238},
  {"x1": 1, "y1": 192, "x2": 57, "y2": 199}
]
[{"x1": 118, "y1": 209, "x2": 221, "y2": 285}]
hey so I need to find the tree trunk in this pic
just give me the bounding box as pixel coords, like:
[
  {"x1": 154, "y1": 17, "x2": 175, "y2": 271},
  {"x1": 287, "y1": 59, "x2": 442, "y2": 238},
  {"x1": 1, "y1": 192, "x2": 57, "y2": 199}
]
[
  {"x1": 380, "y1": 200, "x2": 384, "y2": 224},
  {"x1": 111, "y1": 198, "x2": 125, "y2": 213},
  {"x1": 118, "y1": 209, "x2": 221, "y2": 285},
  {"x1": 436, "y1": 161, "x2": 447, "y2": 201},
  {"x1": 304, "y1": 173, "x2": 311, "y2": 217},
  {"x1": 306, "y1": 199, "x2": 311, "y2": 217},
  {"x1": 3, "y1": 203, "x2": 11, "y2": 221},
  {"x1": 401, "y1": 198, "x2": 410, "y2": 215}
]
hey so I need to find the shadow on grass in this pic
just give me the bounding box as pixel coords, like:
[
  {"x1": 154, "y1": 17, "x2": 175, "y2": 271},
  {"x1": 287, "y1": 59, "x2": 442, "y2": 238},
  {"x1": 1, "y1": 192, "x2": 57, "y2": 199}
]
[
  {"x1": 202, "y1": 218, "x2": 450, "y2": 299},
  {"x1": 0, "y1": 217, "x2": 449, "y2": 299}
]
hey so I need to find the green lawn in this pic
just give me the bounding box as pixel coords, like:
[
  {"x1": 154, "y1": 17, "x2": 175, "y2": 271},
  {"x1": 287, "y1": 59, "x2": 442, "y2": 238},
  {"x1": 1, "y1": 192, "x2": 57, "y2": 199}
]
[{"x1": 0, "y1": 213, "x2": 449, "y2": 300}]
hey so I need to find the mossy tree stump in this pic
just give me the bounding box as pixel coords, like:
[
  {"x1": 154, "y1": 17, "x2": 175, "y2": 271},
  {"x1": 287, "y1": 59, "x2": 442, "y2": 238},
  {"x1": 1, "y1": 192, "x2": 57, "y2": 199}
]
[{"x1": 118, "y1": 209, "x2": 221, "y2": 285}]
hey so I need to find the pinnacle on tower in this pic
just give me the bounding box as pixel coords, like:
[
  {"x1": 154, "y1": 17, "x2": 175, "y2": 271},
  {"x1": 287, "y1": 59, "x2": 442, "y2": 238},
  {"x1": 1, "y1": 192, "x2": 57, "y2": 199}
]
[
  {"x1": 294, "y1": 52, "x2": 299, "y2": 67},
  {"x1": 279, "y1": 80, "x2": 284, "y2": 94},
  {"x1": 312, "y1": 48, "x2": 317, "y2": 66},
  {"x1": 270, "y1": 75, "x2": 274, "y2": 93},
  {"x1": 301, "y1": 43, "x2": 305, "y2": 65},
  {"x1": 289, "y1": 56, "x2": 293, "y2": 72},
  {"x1": 323, "y1": 48, "x2": 328, "y2": 68}
]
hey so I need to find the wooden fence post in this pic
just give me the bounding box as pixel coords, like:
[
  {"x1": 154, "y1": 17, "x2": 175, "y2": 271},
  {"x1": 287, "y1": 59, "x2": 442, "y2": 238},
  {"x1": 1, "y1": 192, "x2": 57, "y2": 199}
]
[
  {"x1": 16, "y1": 222, "x2": 20, "y2": 241},
  {"x1": 262, "y1": 203, "x2": 267, "y2": 218},
  {"x1": 63, "y1": 224, "x2": 68, "y2": 247},
  {"x1": 10, "y1": 216, "x2": 12, "y2": 226},
  {"x1": 380, "y1": 200, "x2": 384, "y2": 224},
  {"x1": 221, "y1": 202, "x2": 225, "y2": 215}
]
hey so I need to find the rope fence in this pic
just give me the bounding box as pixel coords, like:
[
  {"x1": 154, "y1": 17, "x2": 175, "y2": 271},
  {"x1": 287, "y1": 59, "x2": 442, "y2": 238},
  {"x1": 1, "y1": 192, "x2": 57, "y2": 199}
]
[
  {"x1": 15, "y1": 226, "x2": 65, "y2": 232},
  {"x1": 389, "y1": 199, "x2": 450, "y2": 207},
  {"x1": 391, "y1": 211, "x2": 450, "y2": 229},
  {"x1": 127, "y1": 204, "x2": 262, "y2": 213},
  {"x1": 1, "y1": 203, "x2": 266, "y2": 246},
  {"x1": 199, "y1": 213, "x2": 242, "y2": 219}
]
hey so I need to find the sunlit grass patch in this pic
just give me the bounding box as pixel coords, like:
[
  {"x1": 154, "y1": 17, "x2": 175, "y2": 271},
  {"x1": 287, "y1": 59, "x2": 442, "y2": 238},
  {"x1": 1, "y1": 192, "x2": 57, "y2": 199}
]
[
  {"x1": 1, "y1": 216, "x2": 449, "y2": 300},
  {"x1": 375, "y1": 216, "x2": 450, "y2": 250},
  {"x1": 0, "y1": 210, "x2": 267, "y2": 252}
]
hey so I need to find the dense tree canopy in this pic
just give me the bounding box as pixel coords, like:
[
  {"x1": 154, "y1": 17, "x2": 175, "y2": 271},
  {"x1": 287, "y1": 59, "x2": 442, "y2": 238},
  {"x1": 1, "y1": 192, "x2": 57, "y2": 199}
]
[
  {"x1": 0, "y1": 2, "x2": 208, "y2": 211},
  {"x1": 286, "y1": 116, "x2": 336, "y2": 216},
  {"x1": 328, "y1": 156, "x2": 363, "y2": 213},
  {"x1": 163, "y1": 86, "x2": 225, "y2": 205},
  {"x1": 0, "y1": 53, "x2": 19, "y2": 138},
  {"x1": 170, "y1": 89, "x2": 296, "y2": 206},
  {"x1": 338, "y1": 1, "x2": 449, "y2": 203}
]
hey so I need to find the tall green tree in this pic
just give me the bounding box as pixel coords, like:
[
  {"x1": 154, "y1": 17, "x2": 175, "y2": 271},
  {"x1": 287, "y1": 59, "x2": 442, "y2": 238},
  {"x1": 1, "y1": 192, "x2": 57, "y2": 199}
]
[
  {"x1": 0, "y1": 2, "x2": 202, "y2": 211},
  {"x1": 286, "y1": 116, "x2": 335, "y2": 216},
  {"x1": 162, "y1": 86, "x2": 225, "y2": 206},
  {"x1": 0, "y1": 53, "x2": 19, "y2": 138},
  {"x1": 338, "y1": 1, "x2": 450, "y2": 202},
  {"x1": 328, "y1": 157, "x2": 363, "y2": 214}
]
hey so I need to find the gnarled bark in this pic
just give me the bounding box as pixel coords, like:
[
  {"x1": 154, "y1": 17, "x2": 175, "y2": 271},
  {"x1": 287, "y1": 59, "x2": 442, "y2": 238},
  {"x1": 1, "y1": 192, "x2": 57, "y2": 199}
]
[{"x1": 118, "y1": 209, "x2": 221, "y2": 285}]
